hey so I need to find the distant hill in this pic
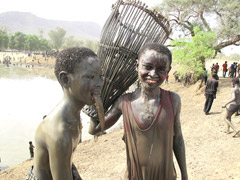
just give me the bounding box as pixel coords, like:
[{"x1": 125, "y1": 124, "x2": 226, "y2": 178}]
[{"x1": 0, "y1": 11, "x2": 102, "y2": 40}]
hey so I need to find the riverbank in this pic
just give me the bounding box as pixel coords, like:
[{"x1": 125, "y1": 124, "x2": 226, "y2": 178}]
[{"x1": 1, "y1": 73, "x2": 240, "y2": 179}]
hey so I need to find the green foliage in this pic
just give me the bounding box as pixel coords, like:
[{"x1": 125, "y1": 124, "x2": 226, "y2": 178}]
[
  {"x1": 9, "y1": 32, "x2": 26, "y2": 50},
  {"x1": 154, "y1": 0, "x2": 240, "y2": 54},
  {"x1": 62, "y1": 36, "x2": 84, "y2": 49},
  {"x1": 62, "y1": 36, "x2": 98, "y2": 52},
  {"x1": 172, "y1": 27, "x2": 216, "y2": 78},
  {"x1": 83, "y1": 39, "x2": 98, "y2": 52},
  {"x1": 0, "y1": 26, "x2": 95, "y2": 52},
  {"x1": 39, "y1": 39, "x2": 51, "y2": 51},
  {"x1": 24, "y1": 35, "x2": 39, "y2": 51},
  {"x1": 48, "y1": 27, "x2": 66, "y2": 49},
  {"x1": 0, "y1": 29, "x2": 9, "y2": 49}
]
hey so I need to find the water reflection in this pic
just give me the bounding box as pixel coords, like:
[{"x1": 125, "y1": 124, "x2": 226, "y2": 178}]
[{"x1": 0, "y1": 65, "x2": 92, "y2": 168}]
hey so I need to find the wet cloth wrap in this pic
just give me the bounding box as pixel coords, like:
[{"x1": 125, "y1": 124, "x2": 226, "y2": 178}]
[{"x1": 122, "y1": 89, "x2": 176, "y2": 180}]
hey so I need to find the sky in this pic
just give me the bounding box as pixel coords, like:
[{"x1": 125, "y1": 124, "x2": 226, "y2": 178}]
[
  {"x1": 0, "y1": 0, "x2": 238, "y2": 54},
  {"x1": 0, "y1": 0, "x2": 162, "y2": 26}
]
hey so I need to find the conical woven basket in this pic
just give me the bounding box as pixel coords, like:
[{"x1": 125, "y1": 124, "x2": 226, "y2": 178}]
[{"x1": 84, "y1": 0, "x2": 171, "y2": 118}]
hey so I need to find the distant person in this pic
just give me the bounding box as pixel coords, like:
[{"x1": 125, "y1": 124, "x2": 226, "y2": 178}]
[
  {"x1": 211, "y1": 63, "x2": 215, "y2": 74},
  {"x1": 233, "y1": 62, "x2": 237, "y2": 77},
  {"x1": 215, "y1": 63, "x2": 219, "y2": 74},
  {"x1": 29, "y1": 141, "x2": 35, "y2": 158},
  {"x1": 203, "y1": 68, "x2": 208, "y2": 85},
  {"x1": 203, "y1": 73, "x2": 219, "y2": 115},
  {"x1": 222, "y1": 61, "x2": 228, "y2": 78},
  {"x1": 222, "y1": 78, "x2": 240, "y2": 137},
  {"x1": 230, "y1": 63, "x2": 235, "y2": 78},
  {"x1": 165, "y1": 74, "x2": 169, "y2": 84},
  {"x1": 237, "y1": 63, "x2": 240, "y2": 77}
]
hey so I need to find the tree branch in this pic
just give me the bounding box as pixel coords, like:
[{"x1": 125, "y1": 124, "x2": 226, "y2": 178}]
[
  {"x1": 213, "y1": 34, "x2": 240, "y2": 56},
  {"x1": 199, "y1": 11, "x2": 212, "y2": 31}
]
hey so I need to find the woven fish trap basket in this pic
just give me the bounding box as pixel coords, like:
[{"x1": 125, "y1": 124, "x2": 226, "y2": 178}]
[{"x1": 84, "y1": 0, "x2": 171, "y2": 118}]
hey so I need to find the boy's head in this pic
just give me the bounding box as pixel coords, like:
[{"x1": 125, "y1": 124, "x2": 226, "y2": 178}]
[
  {"x1": 212, "y1": 73, "x2": 218, "y2": 80},
  {"x1": 55, "y1": 47, "x2": 98, "y2": 82},
  {"x1": 232, "y1": 78, "x2": 239, "y2": 87},
  {"x1": 138, "y1": 43, "x2": 172, "y2": 66},
  {"x1": 137, "y1": 43, "x2": 172, "y2": 89},
  {"x1": 55, "y1": 47, "x2": 102, "y2": 105}
]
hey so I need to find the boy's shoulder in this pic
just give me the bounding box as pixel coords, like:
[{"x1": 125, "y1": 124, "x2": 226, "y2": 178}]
[{"x1": 161, "y1": 88, "x2": 180, "y2": 98}]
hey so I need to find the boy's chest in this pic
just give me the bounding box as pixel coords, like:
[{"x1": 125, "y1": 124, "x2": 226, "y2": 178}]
[{"x1": 131, "y1": 100, "x2": 159, "y2": 127}]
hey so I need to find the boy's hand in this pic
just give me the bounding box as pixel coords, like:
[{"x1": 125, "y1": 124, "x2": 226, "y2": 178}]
[{"x1": 88, "y1": 117, "x2": 101, "y2": 135}]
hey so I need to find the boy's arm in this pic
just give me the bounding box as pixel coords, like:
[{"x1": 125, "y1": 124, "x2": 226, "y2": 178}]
[
  {"x1": 49, "y1": 136, "x2": 73, "y2": 180},
  {"x1": 222, "y1": 89, "x2": 236, "y2": 108},
  {"x1": 172, "y1": 93, "x2": 188, "y2": 180},
  {"x1": 89, "y1": 96, "x2": 123, "y2": 135}
]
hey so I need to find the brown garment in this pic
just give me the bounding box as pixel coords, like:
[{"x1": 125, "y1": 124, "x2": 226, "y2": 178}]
[{"x1": 122, "y1": 89, "x2": 176, "y2": 180}]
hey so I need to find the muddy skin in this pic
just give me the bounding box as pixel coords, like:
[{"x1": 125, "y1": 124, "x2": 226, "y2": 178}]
[{"x1": 93, "y1": 94, "x2": 105, "y2": 132}]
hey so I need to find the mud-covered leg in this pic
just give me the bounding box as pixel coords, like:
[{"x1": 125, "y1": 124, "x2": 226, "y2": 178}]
[
  {"x1": 224, "y1": 118, "x2": 239, "y2": 137},
  {"x1": 72, "y1": 163, "x2": 82, "y2": 180}
]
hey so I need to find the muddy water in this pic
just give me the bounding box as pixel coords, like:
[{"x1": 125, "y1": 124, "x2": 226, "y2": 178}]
[{"x1": 0, "y1": 65, "x2": 93, "y2": 168}]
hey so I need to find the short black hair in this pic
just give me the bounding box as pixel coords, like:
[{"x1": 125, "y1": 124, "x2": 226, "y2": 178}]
[
  {"x1": 54, "y1": 47, "x2": 97, "y2": 82},
  {"x1": 232, "y1": 78, "x2": 239, "y2": 85},
  {"x1": 212, "y1": 73, "x2": 218, "y2": 80},
  {"x1": 138, "y1": 43, "x2": 172, "y2": 64}
]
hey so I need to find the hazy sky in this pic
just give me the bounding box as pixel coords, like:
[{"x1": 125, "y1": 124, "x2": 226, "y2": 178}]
[
  {"x1": 0, "y1": 0, "x2": 161, "y2": 26},
  {"x1": 0, "y1": 0, "x2": 238, "y2": 54}
]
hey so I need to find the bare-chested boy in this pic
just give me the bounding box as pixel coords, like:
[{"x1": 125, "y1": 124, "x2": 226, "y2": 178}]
[
  {"x1": 31, "y1": 47, "x2": 104, "y2": 180},
  {"x1": 89, "y1": 43, "x2": 188, "y2": 180},
  {"x1": 222, "y1": 78, "x2": 240, "y2": 137}
]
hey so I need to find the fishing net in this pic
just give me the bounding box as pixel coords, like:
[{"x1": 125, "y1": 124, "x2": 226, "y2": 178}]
[{"x1": 83, "y1": 0, "x2": 171, "y2": 118}]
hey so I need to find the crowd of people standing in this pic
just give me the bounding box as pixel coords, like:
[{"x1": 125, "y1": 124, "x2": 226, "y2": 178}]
[{"x1": 211, "y1": 61, "x2": 240, "y2": 78}]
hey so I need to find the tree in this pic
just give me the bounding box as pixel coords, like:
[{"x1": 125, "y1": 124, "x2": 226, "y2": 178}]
[
  {"x1": 9, "y1": 32, "x2": 26, "y2": 50},
  {"x1": 38, "y1": 29, "x2": 44, "y2": 39},
  {"x1": 48, "y1": 27, "x2": 66, "y2": 49},
  {"x1": 155, "y1": 0, "x2": 240, "y2": 56},
  {"x1": 63, "y1": 36, "x2": 84, "y2": 49},
  {"x1": 83, "y1": 39, "x2": 98, "y2": 52},
  {"x1": 0, "y1": 30, "x2": 9, "y2": 49},
  {"x1": 24, "y1": 35, "x2": 39, "y2": 51},
  {"x1": 39, "y1": 38, "x2": 51, "y2": 51},
  {"x1": 171, "y1": 27, "x2": 216, "y2": 78}
]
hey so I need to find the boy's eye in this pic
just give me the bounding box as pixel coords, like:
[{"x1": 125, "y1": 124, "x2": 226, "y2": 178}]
[
  {"x1": 86, "y1": 75, "x2": 94, "y2": 79},
  {"x1": 143, "y1": 65, "x2": 152, "y2": 70}
]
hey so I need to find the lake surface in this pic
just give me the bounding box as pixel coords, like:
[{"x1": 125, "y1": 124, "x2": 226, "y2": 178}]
[{"x1": 0, "y1": 65, "x2": 94, "y2": 168}]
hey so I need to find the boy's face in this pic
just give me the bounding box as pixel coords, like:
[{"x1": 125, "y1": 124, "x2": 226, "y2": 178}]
[
  {"x1": 69, "y1": 56, "x2": 102, "y2": 105},
  {"x1": 137, "y1": 50, "x2": 171, "y2": 90}
]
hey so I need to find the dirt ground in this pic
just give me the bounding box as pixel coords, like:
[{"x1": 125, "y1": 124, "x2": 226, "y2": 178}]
[{"x1": 0, "y1": 56, "x2": 240, "y2": 180}]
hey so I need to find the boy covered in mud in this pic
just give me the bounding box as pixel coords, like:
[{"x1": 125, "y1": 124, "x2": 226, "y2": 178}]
[
  {"x1": 30, "y1": 47, "x2": 104, "y2": 180},
  {"x1": 222, "y1": 78, "x2": 240, "y2": 137},
  {"x1": 89, "y1": 43, "x2": 188, "y2": 180}
]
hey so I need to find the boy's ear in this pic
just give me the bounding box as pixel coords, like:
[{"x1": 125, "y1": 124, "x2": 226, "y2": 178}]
[{"x1": 59, "y1": 71, "x2": 70, "y2": 88}]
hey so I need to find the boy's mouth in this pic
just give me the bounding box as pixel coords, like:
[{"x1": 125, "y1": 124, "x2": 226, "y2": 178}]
[{"x1": 145, "y1": 78, "x2": 159, "y2": 84}]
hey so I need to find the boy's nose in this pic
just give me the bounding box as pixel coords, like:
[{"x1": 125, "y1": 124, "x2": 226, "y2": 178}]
[
  {"x1": 150, "y1": 69, "x2": 158, "y2": 77},
  {"x1": 95, "y1": 77, "x2": 103, "y2": 88}
]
